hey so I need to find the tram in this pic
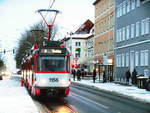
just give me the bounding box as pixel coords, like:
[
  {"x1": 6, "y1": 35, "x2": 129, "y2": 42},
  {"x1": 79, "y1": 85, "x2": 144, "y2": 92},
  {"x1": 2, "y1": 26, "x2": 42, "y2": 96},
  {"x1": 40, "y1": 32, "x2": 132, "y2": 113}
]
[{"x1": 21, "y1": 41, "x2": 71, "y2": 97}]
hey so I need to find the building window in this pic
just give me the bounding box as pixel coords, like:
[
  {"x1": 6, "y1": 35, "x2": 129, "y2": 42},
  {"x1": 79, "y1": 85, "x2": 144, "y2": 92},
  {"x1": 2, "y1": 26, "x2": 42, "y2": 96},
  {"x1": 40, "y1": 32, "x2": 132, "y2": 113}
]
[
  {"x1": 122, "y1": 1, "x2": 126, "y2": 15},
  {"x1": 75, "y1": 42, "x2": 81, "y2": 46},
  {"x1": 141, "y1": 19, "x2": 144, "y2": 35},
  {"x1": 141, "y1": 19, "x2": 146, "y2": 35},
  {"x1": 117, "y1": 54, "x2": 121, "y2": 67},
  {"x1": 146, "y1": 17, "x2": 150, "y2": 34},
  {"x1": 136, "y1": 21, "x2": 140, "y2": 37},
  {"x1": 141, "y1": 18, "x2": 149, "y2": 35},
  {"x1": 139, "y1": 50, "x2": 148, "y2": 66},
  {"x1": 116, "y1": 30, "x2": 119, "y2": 42},
  {"x1": 119, "y1": 54, "x2": 121, "y2": 67},
  {"x1": 116, "y1": 55, "x2": 119, "y2": 67},
  {"x1": 127, "y1": 1, "x2": 130, "y2": 13},
  {"x1": 119, "y1": 29, "x2": 122, "y2": 42},
  {"x1": 130, "y1": 51, "x2": 135, "y2": 70},
  {"x1": 131, "y1": 0, "x2": 135, "y2": 10},
  {"x1": 126, "y1": 53, "x2": 129, "y2": 67},
  {"x1": 75, "y1": 52, "x2": 80, "y2": 58},
  {"x1": 126, "y1": 25, "x2": 130, "y2": 39},
  {"x1": 122, "y1": 27, "x2": 126, "y2": 41},
  {"x1": 120, "y1": 3, "x2": 123, "y2": 17},
  {"x1": 131, "y1": 24, "x2": 135, "y2": 38},
  {"x1": 145, "y1": 50, "x2": 148, "y2": 66},
  {"x1": 117, "y1": 6, "x2": 120, "y2": 18},
  {"x1": 135, "y1": 51, "x2": 139, "y2": 66},
  {"x1": 136, "y1": 0, "x2": 140, "y2": 7},
  {"x1": 140, "y1": 50, "x2": 145, "y2": 66},
  {"x1": 122, "y1": 54, "x2": 125, "y2": 67}
]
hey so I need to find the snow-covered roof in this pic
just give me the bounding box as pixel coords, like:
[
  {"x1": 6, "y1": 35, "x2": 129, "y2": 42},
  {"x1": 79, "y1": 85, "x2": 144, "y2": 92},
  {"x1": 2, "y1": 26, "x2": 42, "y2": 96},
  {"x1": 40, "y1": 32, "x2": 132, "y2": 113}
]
[{"x1": 70, "y1": 33, "x2": 92, "y2": 38}]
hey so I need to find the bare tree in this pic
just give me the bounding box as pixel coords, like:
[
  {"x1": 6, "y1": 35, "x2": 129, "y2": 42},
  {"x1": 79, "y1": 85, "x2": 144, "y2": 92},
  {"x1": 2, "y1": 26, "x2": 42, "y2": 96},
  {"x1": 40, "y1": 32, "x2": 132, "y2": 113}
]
[{"x1": 15, "y1": 21, "x2": 58, "y2": 68}]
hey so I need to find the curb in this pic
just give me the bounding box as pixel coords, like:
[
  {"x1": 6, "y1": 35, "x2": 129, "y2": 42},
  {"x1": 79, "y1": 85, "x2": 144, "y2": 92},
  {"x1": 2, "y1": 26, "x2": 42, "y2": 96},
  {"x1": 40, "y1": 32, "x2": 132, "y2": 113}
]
[{"x1": 71, "y1": 81, "x2": 150, "y2": 105}]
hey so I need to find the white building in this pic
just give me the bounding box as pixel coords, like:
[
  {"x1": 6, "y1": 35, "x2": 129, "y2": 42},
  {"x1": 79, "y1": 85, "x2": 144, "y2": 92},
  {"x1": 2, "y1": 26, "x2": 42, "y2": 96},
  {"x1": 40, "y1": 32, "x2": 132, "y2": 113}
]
[
  {"x1": 62, "y1": 20, "x2": 94, "y2": 69},
  {"x1": 63, "y1": 34, "x2": 91, "y2": 68}
]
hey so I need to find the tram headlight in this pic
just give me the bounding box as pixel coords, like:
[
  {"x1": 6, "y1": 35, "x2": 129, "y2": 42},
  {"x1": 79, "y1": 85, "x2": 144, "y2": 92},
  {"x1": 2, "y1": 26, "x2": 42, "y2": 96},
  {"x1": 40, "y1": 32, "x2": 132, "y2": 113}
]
[
  {"x1": 29, "y1": 71, "x2": 32, "y2": 76},
  {"x1": 59, "y1": 79, "x2": 70, "y2": 86},
  {"x1": 38, "y1": 79, "x2": 48, "y2": 86}
]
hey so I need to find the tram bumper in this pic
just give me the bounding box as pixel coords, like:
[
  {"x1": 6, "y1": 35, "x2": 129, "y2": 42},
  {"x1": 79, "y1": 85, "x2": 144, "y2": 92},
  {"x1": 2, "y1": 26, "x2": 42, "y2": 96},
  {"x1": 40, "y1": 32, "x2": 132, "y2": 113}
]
[{"x1": 35, "y1": 87, "x2": 70, "y2": 97}]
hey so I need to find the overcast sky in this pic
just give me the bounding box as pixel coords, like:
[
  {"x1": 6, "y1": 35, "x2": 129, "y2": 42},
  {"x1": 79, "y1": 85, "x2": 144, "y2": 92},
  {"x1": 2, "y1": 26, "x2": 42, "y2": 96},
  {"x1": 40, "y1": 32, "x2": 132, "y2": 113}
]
[{"x1": 0, "y1": 0, "x2": 95, "y2": 71}]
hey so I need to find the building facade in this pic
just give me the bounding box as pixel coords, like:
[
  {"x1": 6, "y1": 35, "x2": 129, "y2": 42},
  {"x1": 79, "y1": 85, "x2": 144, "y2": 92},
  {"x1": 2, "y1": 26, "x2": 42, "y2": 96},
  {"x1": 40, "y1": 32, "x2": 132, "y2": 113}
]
[
  {"x1": 63, "y1": 20, "x2": 94, "y2": 70},
  {"x1": 86, "y1": 27, "x2": 94, "y2": 72},
  {"x1": 93, "y1": 0, "x2": 115, "y2": 77},
  {"x1": 93, "y1": 0, "x2": 115, "y2": 75},
  {"x1": 115, "y1": 0, "x2": 150, "y2": 82}
]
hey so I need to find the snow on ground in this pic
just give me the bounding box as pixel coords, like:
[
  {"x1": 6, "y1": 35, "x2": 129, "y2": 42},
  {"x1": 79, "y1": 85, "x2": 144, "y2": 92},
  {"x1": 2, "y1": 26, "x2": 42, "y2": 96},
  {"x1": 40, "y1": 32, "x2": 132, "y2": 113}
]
[
  {"x1": 0, "y1": 75, "x2": 39, "y2": 113},
  {"x1": 72, "y1": 79, "x2": 150, "y2": 104},
  {"x1": 0, "y1": 74, "x2": 150, "y2": 113}
]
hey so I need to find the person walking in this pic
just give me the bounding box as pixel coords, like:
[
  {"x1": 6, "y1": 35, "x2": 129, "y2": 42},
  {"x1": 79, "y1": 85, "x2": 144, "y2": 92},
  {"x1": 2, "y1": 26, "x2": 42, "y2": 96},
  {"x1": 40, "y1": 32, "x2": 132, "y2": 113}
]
[
  {"x1": 103, "y1": 70, "x2": 106, "y2": 83},
  {"x1": 77, "y1": 69, "x2": 81, "y2": 81},
  {"x1": 126, "y1": 70, "x2": 131, "y2": 85},
  {"x1": 93, "y1": 68, "x2": 97, "y2": 83},
  {"x1": 132, "y1": 69, "x2": 137, "y2": 85},
  {"x1": 72, "y1": 69, "x2": 76, "y2": 81},
  {"x1": 81, "y1": 69, "x2": 84, "y2": 79}
]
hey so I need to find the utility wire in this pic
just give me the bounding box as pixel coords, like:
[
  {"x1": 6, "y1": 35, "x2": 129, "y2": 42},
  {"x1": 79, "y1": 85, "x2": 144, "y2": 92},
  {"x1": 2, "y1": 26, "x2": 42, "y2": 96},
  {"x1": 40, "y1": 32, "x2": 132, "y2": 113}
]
[
  {"x1": 48, "y1": 0, "x2": 55, "y2": 9},
  {"x1": 44, "y1": 0, "x2": 55, "y2": 18}
]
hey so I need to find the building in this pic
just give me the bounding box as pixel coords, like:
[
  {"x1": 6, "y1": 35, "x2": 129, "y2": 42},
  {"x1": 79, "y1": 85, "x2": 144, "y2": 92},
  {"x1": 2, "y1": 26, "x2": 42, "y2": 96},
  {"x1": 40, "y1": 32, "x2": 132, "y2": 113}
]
[
  {"x1": 93, "y1": 0, "x2": 115, "y2": 76},
  {"x1": 86, "y1": 27, "x2": 94, "y2": 72},
  {"x1": 63, "y1": 20, "x2": 94, "y2": 69},
  {"x1": 115, "y1": 0, "x2": 150, "y2": 82}
]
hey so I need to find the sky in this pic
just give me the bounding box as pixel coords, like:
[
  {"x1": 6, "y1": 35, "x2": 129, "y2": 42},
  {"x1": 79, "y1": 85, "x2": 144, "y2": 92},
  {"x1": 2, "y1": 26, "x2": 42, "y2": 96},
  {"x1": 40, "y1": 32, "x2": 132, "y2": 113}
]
[{"x1": 0, "y1": 0, "x2": 95, "y2": 72}]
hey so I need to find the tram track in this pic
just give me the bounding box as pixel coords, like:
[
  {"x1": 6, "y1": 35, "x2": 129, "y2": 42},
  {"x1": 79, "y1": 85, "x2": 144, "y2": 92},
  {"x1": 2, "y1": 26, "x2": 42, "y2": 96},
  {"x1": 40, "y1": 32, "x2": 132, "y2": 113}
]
[{"x1": 34, "y1": 97, "x2": 78, "y2": 113}]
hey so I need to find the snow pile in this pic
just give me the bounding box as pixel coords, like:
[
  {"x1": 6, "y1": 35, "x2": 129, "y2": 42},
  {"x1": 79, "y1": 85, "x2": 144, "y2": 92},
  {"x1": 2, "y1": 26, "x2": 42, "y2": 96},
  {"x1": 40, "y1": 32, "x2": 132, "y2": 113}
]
[
  {"x1": 73, "y1": 79, "x2": 150, "y2": 103},
  {"x1": 0, "y1": 76, "x2": 39, "y2": 113}
]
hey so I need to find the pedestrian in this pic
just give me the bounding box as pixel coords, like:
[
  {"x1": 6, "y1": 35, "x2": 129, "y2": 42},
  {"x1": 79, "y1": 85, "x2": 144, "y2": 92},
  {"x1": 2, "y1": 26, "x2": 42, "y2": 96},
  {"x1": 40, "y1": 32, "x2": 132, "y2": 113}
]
[
  {"x1": 103, "y1": 70, "x2": 106, "y2": 83},
  {"x1": 132, "y1": 69, "x2": 137, "y2": 85},
  {"x1": 93, "y1": 68, "x2": 97, "y2": 83},
  {"x1": 126, "y1": 70, "x2": 131, "y2": 85},
  {"x1": 76, "y1": 69, "x2": 81, "y2": 81},
  {"x1": 72, "y1": 69, "x2": 76, "y2": 81},
  {"x1": 81, "y1": 69, "x2": 84, "y2": 79}
]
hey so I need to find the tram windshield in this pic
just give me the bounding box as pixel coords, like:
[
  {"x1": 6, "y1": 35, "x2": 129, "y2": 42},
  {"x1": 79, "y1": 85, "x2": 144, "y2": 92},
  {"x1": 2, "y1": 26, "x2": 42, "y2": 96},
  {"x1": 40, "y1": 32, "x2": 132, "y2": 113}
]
[{"x1": 39, "y1": 56, "x2": 66, "y2": 71}]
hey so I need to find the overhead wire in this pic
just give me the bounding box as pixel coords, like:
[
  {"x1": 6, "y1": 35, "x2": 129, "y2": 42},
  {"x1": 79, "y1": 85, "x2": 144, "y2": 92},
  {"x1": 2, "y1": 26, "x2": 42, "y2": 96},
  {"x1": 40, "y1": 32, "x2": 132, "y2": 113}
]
[{"x1": 44, "y1": 0, "x2": 55, "y2": 18}]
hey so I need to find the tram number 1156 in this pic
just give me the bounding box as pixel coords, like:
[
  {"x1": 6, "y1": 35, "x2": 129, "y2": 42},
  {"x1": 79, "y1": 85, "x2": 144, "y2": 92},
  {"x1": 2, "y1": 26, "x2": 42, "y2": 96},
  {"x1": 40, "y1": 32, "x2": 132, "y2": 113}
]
[{"x1": 49, "y1": 78, "x2": 59, "y2": 82}]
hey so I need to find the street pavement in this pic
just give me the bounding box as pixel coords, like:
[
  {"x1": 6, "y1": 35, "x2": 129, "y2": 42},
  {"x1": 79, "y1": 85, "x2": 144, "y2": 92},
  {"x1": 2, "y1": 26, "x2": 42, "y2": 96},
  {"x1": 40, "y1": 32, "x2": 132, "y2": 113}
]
[{"x1": 71, "y1": 77, "x2": 150, "y2": 105}]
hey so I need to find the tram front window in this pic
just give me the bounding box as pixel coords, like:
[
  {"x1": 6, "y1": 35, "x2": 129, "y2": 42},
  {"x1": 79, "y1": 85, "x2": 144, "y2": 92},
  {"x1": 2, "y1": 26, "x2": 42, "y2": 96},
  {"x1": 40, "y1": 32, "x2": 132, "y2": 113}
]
[{"x1": 39, "y1": 56, "x2": 66, "y2": 71}]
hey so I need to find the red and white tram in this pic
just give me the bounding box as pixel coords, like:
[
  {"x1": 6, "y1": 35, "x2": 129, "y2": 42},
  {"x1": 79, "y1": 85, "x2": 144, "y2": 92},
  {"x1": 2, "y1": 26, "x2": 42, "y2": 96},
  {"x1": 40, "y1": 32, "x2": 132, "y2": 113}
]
[{"x1": 21, "y1": 41, "x2": 71, "y2": 97}]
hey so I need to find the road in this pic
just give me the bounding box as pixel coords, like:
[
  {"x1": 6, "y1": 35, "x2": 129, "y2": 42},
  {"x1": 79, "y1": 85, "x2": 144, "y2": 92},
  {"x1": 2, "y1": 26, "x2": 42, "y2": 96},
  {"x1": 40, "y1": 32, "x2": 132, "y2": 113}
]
[{"x1": 34, "y1": 85, "x2": 150, "y2": 113}]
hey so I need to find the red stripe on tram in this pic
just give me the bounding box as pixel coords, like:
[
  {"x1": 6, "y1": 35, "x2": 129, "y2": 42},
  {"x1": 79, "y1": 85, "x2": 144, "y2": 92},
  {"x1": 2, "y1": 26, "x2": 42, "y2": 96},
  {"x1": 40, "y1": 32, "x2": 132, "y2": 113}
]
[{"x1": 35, "y1": 71, "x2": 70, "y2": 74}]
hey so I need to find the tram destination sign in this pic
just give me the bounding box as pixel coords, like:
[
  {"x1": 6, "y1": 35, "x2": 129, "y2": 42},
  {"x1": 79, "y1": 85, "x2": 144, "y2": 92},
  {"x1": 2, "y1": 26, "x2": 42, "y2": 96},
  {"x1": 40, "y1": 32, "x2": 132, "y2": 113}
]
[{"x1": 40, "y1": 48, "x2": 65, "y2": 55}]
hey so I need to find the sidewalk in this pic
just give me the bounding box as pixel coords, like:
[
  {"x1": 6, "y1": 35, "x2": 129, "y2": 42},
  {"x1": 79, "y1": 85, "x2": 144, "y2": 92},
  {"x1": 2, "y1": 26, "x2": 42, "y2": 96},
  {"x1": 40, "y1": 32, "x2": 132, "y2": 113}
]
[
  {"x1": 0, "y1": 75, "x2": 39, "y2": 113},
  {"x1": 71, "y1": 77, "x2": 150, "y2": 104}
]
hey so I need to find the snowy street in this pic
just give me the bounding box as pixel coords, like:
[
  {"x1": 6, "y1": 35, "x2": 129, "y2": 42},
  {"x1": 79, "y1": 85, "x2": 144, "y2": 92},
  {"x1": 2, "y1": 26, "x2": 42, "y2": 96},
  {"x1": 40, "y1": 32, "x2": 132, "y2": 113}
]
[
  {"x1": 0, "y1": 74, "x2": 150, "y2": 113},
  {"x1": 72, "y1": 78, "x2": 150, "y2": 104},
  {"x1": 0, "y1": 75, "x2": 39, "y2": 113}
]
